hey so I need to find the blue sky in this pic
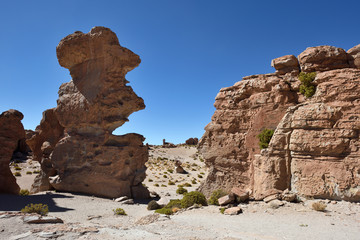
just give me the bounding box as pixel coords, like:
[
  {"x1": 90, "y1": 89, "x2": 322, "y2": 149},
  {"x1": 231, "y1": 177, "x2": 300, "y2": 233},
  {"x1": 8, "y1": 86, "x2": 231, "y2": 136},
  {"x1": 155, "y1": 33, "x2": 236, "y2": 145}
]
[{"x1": 1, "y1": 0, "x2": 359, "y2": 144}]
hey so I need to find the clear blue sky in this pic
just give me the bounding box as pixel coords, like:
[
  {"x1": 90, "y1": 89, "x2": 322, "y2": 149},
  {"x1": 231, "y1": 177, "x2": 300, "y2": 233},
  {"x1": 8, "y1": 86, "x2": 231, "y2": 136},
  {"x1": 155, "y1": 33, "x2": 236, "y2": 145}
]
[{"x1": 1, "y1": 0, "x2": 359, "y2": 145}]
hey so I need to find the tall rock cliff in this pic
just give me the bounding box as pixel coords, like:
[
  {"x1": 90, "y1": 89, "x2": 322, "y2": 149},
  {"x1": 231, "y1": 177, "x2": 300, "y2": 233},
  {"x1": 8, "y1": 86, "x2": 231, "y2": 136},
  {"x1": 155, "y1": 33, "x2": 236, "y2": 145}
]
[
  {"x1": 199, "y1": 44, "x2": 360, "y2": 201},
  {"x1": 28, "y1": 27, "x2": 149, "y2": 198}
]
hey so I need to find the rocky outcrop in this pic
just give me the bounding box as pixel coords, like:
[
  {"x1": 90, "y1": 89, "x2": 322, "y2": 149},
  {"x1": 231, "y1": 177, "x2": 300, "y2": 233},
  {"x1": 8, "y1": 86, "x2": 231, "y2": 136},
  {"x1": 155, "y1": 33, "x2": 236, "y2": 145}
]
[
  {"x1": 29, "y1": 27, "x2": 149, "y2": 198},
  {"x1": 199, "y1": 44, "x2": 360, "y2": 202},
  {"x1": 271, "y1": 55, "x2": 300, "y2": 75},
  {"x1": 185, "y1": 137, "x2": 199, "y2": 145},
  {"x1": 27, "y1": 109, "x2": 64, "y2": 193},
  {"x1": 0, "y1": 110, "x2": 25, "y2": 194},
  {"x1": 348, "y1": 44, "x2": 360, "y2": 68}
]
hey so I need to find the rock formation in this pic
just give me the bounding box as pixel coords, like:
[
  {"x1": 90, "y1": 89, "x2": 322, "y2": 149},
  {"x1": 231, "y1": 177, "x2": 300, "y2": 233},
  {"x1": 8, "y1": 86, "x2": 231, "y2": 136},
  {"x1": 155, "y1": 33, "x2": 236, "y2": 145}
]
[
  {"x1": 199, "y1": 44, "x2": 360, "y2": 202},
  {"x1": 28, "y1": 27, "x2": 149, "y2": 198},
  {"x1": 185, "y1": 137, "x2": 199, "y2": 145},
  {"x1": 0, "y1": 110, "x2": 25, "y2": 194}
]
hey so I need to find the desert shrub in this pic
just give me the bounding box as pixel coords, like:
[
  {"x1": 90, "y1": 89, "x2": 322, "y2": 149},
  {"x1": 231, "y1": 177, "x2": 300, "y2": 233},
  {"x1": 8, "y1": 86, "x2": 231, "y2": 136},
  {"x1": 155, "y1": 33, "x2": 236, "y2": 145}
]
[
  {"x1": 181, "y1": 191, "x2": 207, "y2": 208},
  {"x1": 168, "y1": 180, "x2": 175, "y2": 185},
  {"x1": 257, "y1": 128, "x2": 274, "y2": 149},
  {"x1": 177, "y1": 184, "x2": 184, "y2": 188},
  {"x1": 21, "y1": 203, "x2": 48, "y2": 216},
  {"x1": 191, "y1": 179, "x2": 197, "y2": 184},
  {"x1": 298, "y1": 72, "x2": 316, "y2": 98},
  {"x1": 220, "y1": 207, "x2": 226, "y2": 214},
  {"x1": 113, "y1": 208, "x2": 127, "y2": 215},
  {"x1": 312, "y1": 201, "x2": 327, "y2": 212},
  {"x1": 154, "y1": 183, "x2": 159, "y2": 187},
  {"x1": 147, "y1": 200, "x2": 161, "y2": 210},
  {"x1": 161, "y1": 184, "x2": 167, "y2": 187},
  {"x1": 197, "y1": 174, "x2": 203, "y2": 179},
  {"x1": 163, "y1": 175, "x2": 167, "y2": 178},
  {"x1": 19, "y1": 189, "x2": 30, "y2": 196},
  {"x1": 167, "y1": 169, "x2": 173, "y2": 173},
  {"x1": 14, "y1": 167, "x2": 22, "y2": 171},
  {"x1": 183, "y1": 183, "x2": 192, "y2": 187},
  {"x1": 148, "y1": 179, "x2": 153, "y2": 182},
  {"x1": 208, "y1": 189, "x2": 227, "y2": 206},
  {"x1": 165, "y1": 199, "x2": 182, "y2": 209},
  {"x1": 155, "y1": 208, "x2": 173, "y2": 215},
  {"x1": 33, "y1": 170, "x2": 40, "y2": 174},
  {"x1": 176, "y1": 186, "x2": 188, "y2": 195},
  {"x1": 26, "y1": 171, "x2": 32, "y2": 175},
  {"x1": 14, "y1": 172, "x2": 21, "y2": 177}
]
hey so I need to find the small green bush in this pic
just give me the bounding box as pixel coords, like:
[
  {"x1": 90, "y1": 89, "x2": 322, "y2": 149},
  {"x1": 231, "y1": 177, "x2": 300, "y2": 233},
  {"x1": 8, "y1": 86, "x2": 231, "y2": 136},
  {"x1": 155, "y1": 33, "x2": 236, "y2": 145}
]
[
  {"x1": 113, "y1": 208, "x2": 127, "y2": 215},
  {"x1": 33, "y1": 170, "x2": 40, "y2": 174},
  {"x1": 167, "y1": 169, "x2": 173, "y2": 173},
  {"x1": 176, "y1": 186, "x2": 188, "y2": 195},
  {"x1": 155, "y1": 208, "x2": 173, "y2": 215},
  {"x1": 165, "y1": 199, "x2": 182, "y2": 209},
  {"x1": 168, "y1": 180, "x2": 175, "y2": 185},
  {"x1": 298, "y1": 72, "x2": 316, "y2": 98},
  {"x1": 197, "y1": 174, "x2": 203, "y2": 179},
  {"x1": 183, "y1": 183, "x2": 192, "y2": 187},
  {"x1": 154, "y1": 183, "x2": 159, "y2": 187},
  {"x1": 26, "y1": 171, "x2": 32, "y2": 175},
  {"x1": 148, "y1": 179, "x2": 153, "y2": 182},
  {"x1": 181, "y1": 191, "x2": 207, "y2": 208},
  {"x1": 14, "y1": 172, "x2": 21, "y2": 177},
  {"x1": 257, "y1": 128, "x2": 274, "y2": 149},
  {"x1": 161, "y1": 184, "x2": 167, "y2": 187},
  {"x1": 208, "y1": 189, "x2": 227, "y2": 206},
  {"x1": 147, "y1": 200, "x2": 161, "y2": 210},
  {"x1": 14, "y1": 167, "x2": 22, "y2": 171},
  {"x1": 21, "y1": 203, "x2": 48, "y2": 216},
  {"x1": 19, "y1": 189, "x2": 30, "y2": 196},
  {"x1": 220, "y1": 207, "x2": 226, "y2": 214}
]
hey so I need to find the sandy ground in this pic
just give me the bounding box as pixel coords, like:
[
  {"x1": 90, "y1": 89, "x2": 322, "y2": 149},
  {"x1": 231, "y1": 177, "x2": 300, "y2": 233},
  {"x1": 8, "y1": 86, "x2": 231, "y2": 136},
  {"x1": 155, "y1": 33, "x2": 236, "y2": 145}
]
[{"x1": 1, "y1": 146, "x2": 359, "y2": 240}]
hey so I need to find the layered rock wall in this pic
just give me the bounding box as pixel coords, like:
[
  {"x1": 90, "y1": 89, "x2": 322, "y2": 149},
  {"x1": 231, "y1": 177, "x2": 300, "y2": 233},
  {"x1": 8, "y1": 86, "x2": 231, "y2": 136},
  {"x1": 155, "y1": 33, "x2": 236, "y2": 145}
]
[
  {"x1": 0, "y1": 110, "x2": 25, "y2": 194},
  {"x1": 28, "y1": 27, "x2": 149, "y2": 198},
  {"x1": 200, "y1": 44, "x2": 360, "y2": 201}
]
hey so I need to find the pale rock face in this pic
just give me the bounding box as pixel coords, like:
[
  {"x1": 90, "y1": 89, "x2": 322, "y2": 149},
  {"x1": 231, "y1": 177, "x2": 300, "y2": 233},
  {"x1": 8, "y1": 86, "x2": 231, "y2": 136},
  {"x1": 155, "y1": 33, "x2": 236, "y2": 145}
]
[
  {"x1": 0, "y1": 110, "x2": 25, "y2": 194},
  {"x1": 29, "y1": 27, "x2": 149, "y2": 198},
  {"x1": 298, "y1": 45, "x2": 349, "y2": 72},
  {"x1": 200, "y1": 44, "x2": 360, "y2": 202}
]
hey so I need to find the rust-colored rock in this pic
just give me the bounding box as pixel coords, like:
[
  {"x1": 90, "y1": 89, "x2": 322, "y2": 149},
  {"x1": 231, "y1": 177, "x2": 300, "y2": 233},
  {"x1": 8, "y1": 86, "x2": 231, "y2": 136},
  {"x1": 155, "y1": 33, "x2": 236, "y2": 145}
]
[
  {"x1": 256, "y1": 68, "x2": 360, "y2": 201},
  {"x1": 200, "y1": 44, "x2": 360, "y2": 202},
  {"x1": 185, "y1": 137, "x2": 199, "y2": 145},
  {"x1": 271, "y1": 55, "x2": 300, "y2": 74},
  {"x1": 348, "y1": 44, "x2": 360, "y2": 68},
  {"x1": 0, "y1": 110, "x2": 25, "y2": 194},
  {"x1": 29, "y1": 27, "x2": 149, "y2": 198},
  {"x1": 198, "y1": 72, "x2": 299, "y2": 197},
  {"x1": 298, "y1": 45, "x2": 349, "y2": 72}
]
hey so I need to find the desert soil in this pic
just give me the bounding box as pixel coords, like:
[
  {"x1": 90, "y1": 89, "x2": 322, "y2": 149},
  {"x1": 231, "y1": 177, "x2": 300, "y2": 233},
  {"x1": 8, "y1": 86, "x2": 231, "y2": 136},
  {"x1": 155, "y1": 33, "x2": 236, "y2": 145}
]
[{"x1": 1, "y1": 145, "x2": 359, "y2": 240}]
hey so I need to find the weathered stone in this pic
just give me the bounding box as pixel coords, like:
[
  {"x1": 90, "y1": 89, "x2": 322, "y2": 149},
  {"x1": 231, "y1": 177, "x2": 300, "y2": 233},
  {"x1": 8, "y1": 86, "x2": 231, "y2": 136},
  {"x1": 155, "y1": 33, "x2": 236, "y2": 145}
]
[
  {"x1": 0, "y1": 109, "x2": 25, "y2": 194},
  {"x1": 348, "y1": 44, "x2": 360, "y2": 68},
  {"x1": 218, "y1": 194, "x2": 235, "y2": 206},
  {"x1": 224, "y1": 206, "x2": 242, "y2": 215},
  {"x1": 271, "y1": 55, "x2": 300, "y2": 74},
  {"x1": 23, "y1": 215, "x2": 63, "y2": 224},
  {"x1": 231, "y1": 187, "x2": 249, "y2": 202},
  {"x1": 298, "y1": 45, "x2": 349, "y2": 72},
  {"x1": 263, "y1": 194, "x2": 280, "y2": 203},
  {"x1": 199, "y1": 43, "x2": 360, "y2": 202},
  {"x1": 269, "y1": 199, "x2": 285, "y2": 209},
  {"x1": 185, "y1": 138, "x2": 199, "y2": 145},
  {"x1": 29, "y1": 27, "x2": 149, "y2": 199}
]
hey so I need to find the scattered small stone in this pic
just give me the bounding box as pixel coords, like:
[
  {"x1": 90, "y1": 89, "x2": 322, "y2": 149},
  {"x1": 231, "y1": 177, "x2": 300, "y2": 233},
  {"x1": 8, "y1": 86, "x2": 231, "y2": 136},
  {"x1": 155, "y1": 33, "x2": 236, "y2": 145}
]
[
  {"x1": 87, "y1": 215, "x2": 102, "y2": 220},
  {"x1": 9, "y1": 231, "x2": 32, "y2": 240},
  {"x1": 120, "y1": 199, "x2": 134, "y2": 204},
  {"x1": 263, "y1": 194, "x2": 279, "y2": 203},
  {"x1": 224, "y1": 207, "x2": 242, "y2": 215},
  {"x1": 38, "y1": 231, "x2": 62, "y2": 238},
  {"x1": 115, "y1": 196, "x2": 129, "y2": 202},
  {"x1": 23, "y1": 215, "x2": 64, "y2": 224},
  {"x1": 331, "y1": 201, "x2": 337, "y2": 204},
  {"x1": 269, "y1": 199, "x2": 285, "y2": 209},
  {"x1": 165, "y1": 192, "x2": 171, "y2": 196}
]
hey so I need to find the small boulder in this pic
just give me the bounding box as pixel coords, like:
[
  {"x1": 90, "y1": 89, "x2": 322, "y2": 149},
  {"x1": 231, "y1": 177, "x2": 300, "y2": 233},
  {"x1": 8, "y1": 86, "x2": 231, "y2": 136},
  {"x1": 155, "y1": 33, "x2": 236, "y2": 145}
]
[
  {"x1": 185, "y1": 138, "x2": 199, "y2": 145},
  {"x1": 231, "y1": 187, "x2": 249, "y2": 202},
  {"x1": 218, "y1": 194, "x2": 235, "y2": 206},
  {"x1": 271, "y1": 55, "x2": 300, "y2": 74},
  {"x1": 269, "y1": 199, "x2": 285, "y2": 209},
  {"x1": 224, "y1": 207, "x2": 242, "y2": 215},
  {"x1": 263, "y1": 194, "x2": 279, "y2": 203},
  {"x1": 348, "y1": 44, "x2": 360, "y2": 68}
]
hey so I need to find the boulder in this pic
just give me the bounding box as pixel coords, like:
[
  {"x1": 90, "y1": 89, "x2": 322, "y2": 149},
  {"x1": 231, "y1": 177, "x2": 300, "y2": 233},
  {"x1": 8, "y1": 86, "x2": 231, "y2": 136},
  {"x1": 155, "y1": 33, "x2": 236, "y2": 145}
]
[
  {"x1": 231, "y1": 187, "x2": 249, "y2": 202},
  {"x1": 348, "y1": 44, "x2": 360, "y2": 68},
  {"x1": 224, "y1": 206, "x2": 242, "y2": 215},
  {"x1": 271, "y1": 55, "x2": 300, "y2": 74},
  {"x1": 185, "y1": 137, "x2": 199, "y2": 145},
  {"x1": 0, "y1": 110, "x2": 25, "y2": 194},
  {"x1": 28, "y1": 27, "x2": 149, "y2": 199},
  {"x1": 298, "y1": 45, "x2": 349, "y2": 72},
  {"x1": 218, "y1": 194, "x2": 235, "y2": 206}
]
